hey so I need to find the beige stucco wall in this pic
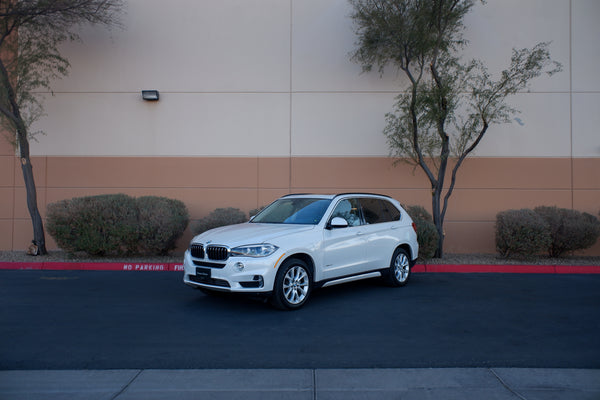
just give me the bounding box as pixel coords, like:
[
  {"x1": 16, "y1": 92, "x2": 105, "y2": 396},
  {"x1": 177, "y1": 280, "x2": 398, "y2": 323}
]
[
  {"x1": 28, "y1": 0, "x2": 599, "y2": 159},
  {"x1": 1, "y1": 0, "x2": 599, "y2": 254}
]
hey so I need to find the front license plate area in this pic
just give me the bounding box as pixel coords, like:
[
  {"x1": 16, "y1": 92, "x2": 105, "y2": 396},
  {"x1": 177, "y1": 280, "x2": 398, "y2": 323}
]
[{"x1": 196, "y1": 267, "x2": 211, "y2": 280}]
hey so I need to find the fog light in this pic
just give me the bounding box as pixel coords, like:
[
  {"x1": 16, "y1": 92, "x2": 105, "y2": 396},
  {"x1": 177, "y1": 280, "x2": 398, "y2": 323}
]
[{"x1": 235, "y1": 262, "x2": 245, "y2": 271}]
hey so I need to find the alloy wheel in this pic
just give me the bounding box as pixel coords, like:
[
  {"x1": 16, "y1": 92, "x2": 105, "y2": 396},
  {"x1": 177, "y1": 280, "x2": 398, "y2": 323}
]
[
  {"x1": 282, "y1": 265, "x2": 309, "y2": 305},
  {"x1": 394, "y1": 252, "x2": 410, "y2": 283}
]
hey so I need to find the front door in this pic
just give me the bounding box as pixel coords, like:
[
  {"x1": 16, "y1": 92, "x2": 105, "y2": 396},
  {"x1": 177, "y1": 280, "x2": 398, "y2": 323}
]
[{"x1": 321, "y1": 198, "x2": 367, "y2": 280}]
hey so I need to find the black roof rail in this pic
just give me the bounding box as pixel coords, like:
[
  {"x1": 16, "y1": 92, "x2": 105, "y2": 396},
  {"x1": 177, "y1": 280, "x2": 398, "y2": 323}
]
[
  {"x1": 334, "y1": 192, "x2": 392, "y2": 199},
  {"x1": 279, "y1": 192, "x2": 392, "y2": 199},
  {"x1": 280, "y1": 193, "x2": 323, "y2": 197}
]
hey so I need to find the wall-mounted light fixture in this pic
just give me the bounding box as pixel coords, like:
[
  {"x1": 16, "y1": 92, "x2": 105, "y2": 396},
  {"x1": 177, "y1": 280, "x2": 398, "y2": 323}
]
[{"x1": 141, "y1": 90, "x2": 159, "y2": 101}]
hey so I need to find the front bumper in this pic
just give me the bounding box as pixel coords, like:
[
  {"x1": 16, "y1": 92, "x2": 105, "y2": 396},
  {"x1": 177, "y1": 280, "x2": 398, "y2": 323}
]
[{"x1": 182, "y1": 250, "x2": 279, "y2": 293}]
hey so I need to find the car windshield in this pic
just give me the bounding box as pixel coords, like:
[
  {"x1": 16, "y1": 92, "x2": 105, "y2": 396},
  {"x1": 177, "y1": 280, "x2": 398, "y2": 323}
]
[{"x1": 252, "y1": 198, "x2": 332, "y2": 225}]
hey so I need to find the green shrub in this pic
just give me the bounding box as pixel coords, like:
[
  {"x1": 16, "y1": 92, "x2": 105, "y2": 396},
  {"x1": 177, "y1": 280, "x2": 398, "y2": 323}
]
[
  {"x1": 495, "y1": 209, "x2": 551, "y2": 258},
  {"x1": 405, "y1": 205, "x2": 439, "y2": 259},
  {"x1": 405, "y1": 205, "x2": 432, "y2": 222},
  {"x1": 192, "y1": 207, "x2": 247, "y2": 235},
  {"x1": 47, "y1": 194, "x2": 139, "y2": 256},
  {"x1": 136, "y1": 196, "x2": 189, "y2": 255},
  {"x1": 47, "y1": 194, "x2": 189, "y2": 256},
  {"x1": 534, "y1": 206, "x2": 600, "y2": 257}
]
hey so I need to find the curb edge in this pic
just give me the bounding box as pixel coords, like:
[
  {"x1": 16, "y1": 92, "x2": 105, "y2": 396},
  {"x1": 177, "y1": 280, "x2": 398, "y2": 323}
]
[{"x1": 1, "y1": 262, "x2": 600, "y2": 274}]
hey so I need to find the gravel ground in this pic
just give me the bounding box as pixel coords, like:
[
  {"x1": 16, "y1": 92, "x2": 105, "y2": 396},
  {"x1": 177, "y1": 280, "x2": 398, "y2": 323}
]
[
  {"x1": 1, "y1": 250, "x2": 599, "y2": 266},
  {"x1": 417, "y1": 253, "x2": 600, "y2": 266}
]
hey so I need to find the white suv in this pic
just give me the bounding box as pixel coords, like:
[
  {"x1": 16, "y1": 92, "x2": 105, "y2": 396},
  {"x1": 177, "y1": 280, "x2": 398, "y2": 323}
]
[{"x1": 183, "y1": 193, "x2": 418, "y2": 309}]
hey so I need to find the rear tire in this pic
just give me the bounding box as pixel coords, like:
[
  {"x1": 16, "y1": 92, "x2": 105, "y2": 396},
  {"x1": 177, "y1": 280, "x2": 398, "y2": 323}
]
[
  {"x1": 271, "y1": 258, "x2": 312, "y2": 310},
  {"x1": 386, "y1": 248, "x2": 411, "y2": 286}
]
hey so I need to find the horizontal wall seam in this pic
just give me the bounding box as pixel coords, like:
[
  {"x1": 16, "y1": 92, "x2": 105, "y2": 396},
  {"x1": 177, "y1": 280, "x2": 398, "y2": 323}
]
[
  {"x1": 291, "y1": 188, "x2": 584, "y2": 191},
  {"x1": 27, "y1": 187, "x2": 597, "y2": 191},
  {"x1": 26, "y1": 155, "x2": 600, "y2": 159},
  {"x1": 28, "y1": 90, "x2": 598, "y2": 95}
]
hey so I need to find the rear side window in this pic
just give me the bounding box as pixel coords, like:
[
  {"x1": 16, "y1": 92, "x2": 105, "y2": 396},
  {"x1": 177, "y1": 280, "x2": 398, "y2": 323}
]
[{"x1": 360, "y1": 198, "x2": 401, "y2": 224}]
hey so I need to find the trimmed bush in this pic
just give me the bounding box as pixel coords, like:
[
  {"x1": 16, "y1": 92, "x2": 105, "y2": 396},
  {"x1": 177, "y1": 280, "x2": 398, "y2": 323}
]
[
  {"x1": 47, "y1": 194, "x2": 139, "y2": 256},
  {"x1": 405, "y1": 205, "x2": 433, "y2": 222},
  {"x1": 136, "y1": 196, "x2": 189, "y2": 255},
  {"x1": 192, "y1": 207, "x2": 247, "y2": 235},
  {"x1": 495, "y1": 209, "x2": 551, "y2": 258},
  {"x1": 47, "y1": 194, "x2": 189, "y2": 256},
  {"x1": 405, "y1": 205, "x2": 439, "y2": 259},
  {"x1": 534, "y1": 206, "x2": 600, "y2": 257}
]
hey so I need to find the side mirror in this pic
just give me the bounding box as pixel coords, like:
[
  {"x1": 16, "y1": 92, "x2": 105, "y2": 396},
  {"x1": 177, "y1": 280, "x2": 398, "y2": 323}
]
[{"x1": 328, "y1": 217, "x2": 349, "y2": 229}]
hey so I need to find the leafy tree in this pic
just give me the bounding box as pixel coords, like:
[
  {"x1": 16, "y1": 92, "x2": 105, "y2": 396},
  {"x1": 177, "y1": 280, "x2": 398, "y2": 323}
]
[
  {"x1": 349, "y1": 0, "x2": 561, "y2": 257},
  {"x1": 0, "y1": 0, "x2": 123, "y2": 254}
]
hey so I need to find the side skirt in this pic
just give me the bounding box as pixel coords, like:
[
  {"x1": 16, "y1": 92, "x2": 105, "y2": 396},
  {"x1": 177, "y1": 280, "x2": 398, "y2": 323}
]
[{"x1": 319, "y1": 271, "x2": 383, "y2": 288}]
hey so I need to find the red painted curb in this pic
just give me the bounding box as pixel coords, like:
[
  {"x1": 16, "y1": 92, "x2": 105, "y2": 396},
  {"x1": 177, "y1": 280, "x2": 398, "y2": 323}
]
[
  {"x1": 1, "y1": 261, "x2": 599, "y2": 274},
  {"x1": 415, "y1": 264, "x2": 600, "y2": 274},
  {"x1": 0, "y1": 261, "x2": 184, "y2": 272}
]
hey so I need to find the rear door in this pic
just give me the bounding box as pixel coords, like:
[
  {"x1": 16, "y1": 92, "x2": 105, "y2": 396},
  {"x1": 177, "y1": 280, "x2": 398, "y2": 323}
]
[{"x1": 358, "y1": 197, "x2": 403, "y2": 270}]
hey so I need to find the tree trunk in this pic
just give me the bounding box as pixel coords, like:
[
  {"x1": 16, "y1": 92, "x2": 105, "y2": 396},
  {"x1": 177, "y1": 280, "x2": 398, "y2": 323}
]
[
  {"x1": 15, "y1": 121, "x2": 47, "y2": 255},
  {"x1": 432, "y1": 188, "x2": 444, "y2": 258},
  {"x1": 20, "y1": 156, "x2": 47, "y2": 255}
]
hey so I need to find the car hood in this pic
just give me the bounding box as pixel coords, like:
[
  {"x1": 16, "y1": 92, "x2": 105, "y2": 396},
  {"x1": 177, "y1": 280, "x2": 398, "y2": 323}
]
[{"x1": 192, "y1": 223, "x2": 316, "y2": 247}]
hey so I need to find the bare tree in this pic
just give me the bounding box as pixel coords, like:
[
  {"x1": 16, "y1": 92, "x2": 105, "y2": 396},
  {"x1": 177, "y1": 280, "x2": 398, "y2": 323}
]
[
  {"x1": 349, "y1": 0, "x2": 561, "y2": 257},
  {"x1": 0, "y1": 0, "x2": 123, "y2": 254}
]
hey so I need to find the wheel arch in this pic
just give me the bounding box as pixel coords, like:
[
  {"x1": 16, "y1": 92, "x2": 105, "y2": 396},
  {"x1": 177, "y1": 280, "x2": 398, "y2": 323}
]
[
  {"x1": 280, "y1": 252, "x2": 315, "y2": 278},
  {"x1": 396, "y1": 243, "x2": 416, "y2": 266}
]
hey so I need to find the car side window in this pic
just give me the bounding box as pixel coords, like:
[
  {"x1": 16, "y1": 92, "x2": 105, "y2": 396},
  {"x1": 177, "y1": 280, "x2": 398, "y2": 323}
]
[
  {"x1": 359, "y1": 198, "x2": 401, "y2": 224},
  {"x1": 330, "y1": 198, "x2": 362, "y2": 227},
  {"x1": 380, "y1": 199, "x2": 401, "y2": 222},
  {"x1": 360, "y1": 198, "x2": 380, "y2": 224}
]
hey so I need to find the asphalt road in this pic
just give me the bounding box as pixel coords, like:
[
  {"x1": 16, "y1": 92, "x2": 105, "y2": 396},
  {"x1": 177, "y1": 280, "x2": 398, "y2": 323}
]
[{"x1": 1, "y1": 270, "x2": 599, "y2": 370}]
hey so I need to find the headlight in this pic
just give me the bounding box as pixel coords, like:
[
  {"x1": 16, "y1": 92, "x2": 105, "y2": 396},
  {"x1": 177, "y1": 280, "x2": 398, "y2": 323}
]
[{"x1": 230, "y1": 244, "x2": 279, "y2": 258}]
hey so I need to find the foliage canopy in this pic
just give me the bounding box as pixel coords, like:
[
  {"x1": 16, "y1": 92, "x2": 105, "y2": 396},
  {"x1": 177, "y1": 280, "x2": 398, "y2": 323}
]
[{"x1": 349, "y1": 0, "x2": 561, "y2": 256}]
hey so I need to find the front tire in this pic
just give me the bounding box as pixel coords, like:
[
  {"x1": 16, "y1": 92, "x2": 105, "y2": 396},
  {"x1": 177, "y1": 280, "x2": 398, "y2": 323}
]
[
  {"x1": 386, "y1": 248, "x2": 411, "y2": 286},
  {"x1": 271, "y1": 258, "x2": 312, "y2": 310}
]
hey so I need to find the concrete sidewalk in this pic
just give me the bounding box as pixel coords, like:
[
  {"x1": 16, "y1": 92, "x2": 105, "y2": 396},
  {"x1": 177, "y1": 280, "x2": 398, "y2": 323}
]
[{"x1": 1, "y1": 368, "x2": 599, "y2": 399}]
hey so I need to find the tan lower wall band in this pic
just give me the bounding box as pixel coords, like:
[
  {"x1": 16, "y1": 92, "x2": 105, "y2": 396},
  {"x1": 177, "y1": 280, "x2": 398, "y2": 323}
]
[{"x1": 1, "y1": 156, "x2": 599, "y2": 255}]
